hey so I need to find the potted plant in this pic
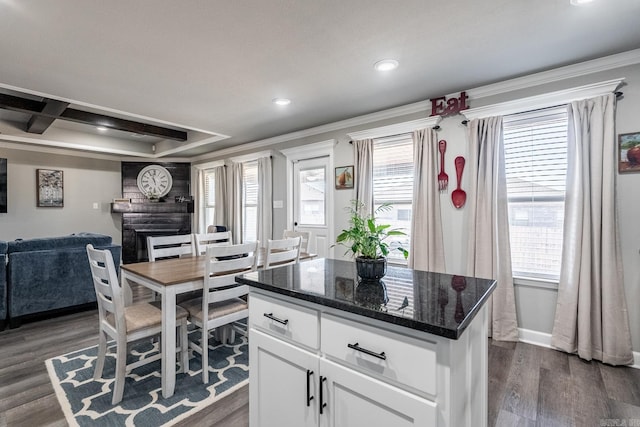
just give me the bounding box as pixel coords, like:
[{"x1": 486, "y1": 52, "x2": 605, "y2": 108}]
[{"x1": 335, "y1": 200, "x2": 408, "y2": 281}]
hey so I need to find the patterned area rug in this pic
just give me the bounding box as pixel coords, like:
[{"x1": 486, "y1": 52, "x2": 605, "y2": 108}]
[{"x1": 45, "y1": 334, "x2": 249, "y2": 427}]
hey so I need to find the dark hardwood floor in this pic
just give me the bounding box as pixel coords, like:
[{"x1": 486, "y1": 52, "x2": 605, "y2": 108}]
[{"x1": 1, "y1": 284, "x2": 638, "y2": 426}]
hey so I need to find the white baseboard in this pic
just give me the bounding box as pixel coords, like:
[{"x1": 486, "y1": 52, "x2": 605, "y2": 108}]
[
  {"x1": 517, "y1": 328, "x2": 553, "y2": 348},
  {"x1": 517, "y1": 328, "x2": 640, "y2": 369}
]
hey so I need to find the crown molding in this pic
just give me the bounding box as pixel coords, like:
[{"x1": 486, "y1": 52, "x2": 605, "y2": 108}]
[
  {"x1": 191, "y1": 102, "x2": 431, "y2": 162},
  {"x1": 467, "y1": 49, "x2": 640, "y2": 99},
  {"x1": 462, "y1": 78, "x2": 624, "y2": 120}
]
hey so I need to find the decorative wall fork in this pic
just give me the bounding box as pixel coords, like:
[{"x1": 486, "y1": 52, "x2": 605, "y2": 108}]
[{"x1": 438, "y1": 139, "x2": 448, "y2": 191}]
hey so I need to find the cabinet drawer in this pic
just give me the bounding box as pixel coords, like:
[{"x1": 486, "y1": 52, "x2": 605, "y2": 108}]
[
  {"x1": 321, "y1": 313, "x2": 437, "y2": 396},
  {"x1": 249, "y1": 293, "x2": 319, "y2": 350}
]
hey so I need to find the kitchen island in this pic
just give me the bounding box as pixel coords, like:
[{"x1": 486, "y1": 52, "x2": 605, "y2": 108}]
[{"x1": 237, "y1": 258, "x2": 496, "y2": 427}]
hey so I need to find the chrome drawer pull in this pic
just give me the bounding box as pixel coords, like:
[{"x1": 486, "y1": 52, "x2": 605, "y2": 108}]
[
  {"x1": 263, "y1": 312, "x2": 289, "y2": 325},
  {"x1": 347, "y1": 342, "x2": 387, "y2": 360}
]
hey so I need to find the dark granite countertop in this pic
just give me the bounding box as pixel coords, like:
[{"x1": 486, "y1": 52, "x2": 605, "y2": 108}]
[{"x1": 236, "y1": 258, "x2": 496, "y2": 340}]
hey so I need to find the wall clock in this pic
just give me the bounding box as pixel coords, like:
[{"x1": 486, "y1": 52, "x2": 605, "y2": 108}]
[{"x1": 136, "y1": 164, "x2": 173, "y2": 198}]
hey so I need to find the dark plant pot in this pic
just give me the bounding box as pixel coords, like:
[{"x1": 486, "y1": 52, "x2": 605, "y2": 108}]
[
  {"x1": 355, "y1": 279, "x2": 388, "y2": 311},
  {"x1": 356, "y1": 256, "x2": 387, "y2": 281}
]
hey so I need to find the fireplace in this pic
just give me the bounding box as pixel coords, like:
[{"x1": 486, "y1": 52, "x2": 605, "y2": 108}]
[
  {"x1": 116, "y1": 162, "x2": 193, "y2": 264},
  {"x1": 134, "y1": 229, "x2": 181, "y2": 262}
]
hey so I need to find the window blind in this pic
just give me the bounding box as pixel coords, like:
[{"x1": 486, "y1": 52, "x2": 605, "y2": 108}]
[
  {"x1": 373, "y1": 136, "x2": 414, "y2": 204},
  {"x1": 204, "y1": 170, "x2": 215, "y2": 208},
  {"x1": 503, "y1": 107, "x2": 568, "y2": 201},
  {"x1": 503, "y1": 107, "x2": 568, "y2": 281},
  {"x1": 372, "y1": 135, "x2": 414, "y2": 263},
  {"x1": 242, "y1": 161, "x2": 258, "y2": 242}
]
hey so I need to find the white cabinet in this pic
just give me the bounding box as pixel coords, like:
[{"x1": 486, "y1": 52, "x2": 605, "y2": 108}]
[
  {"x1": 249, "y1": 290, "x2": 488, "y2": 427},
  {"x1": 249, "y1": 329, "x2": 318, "y2": 427},
  {"x1": 319, "y1": 358, "x2": 437, "y2": 427}
]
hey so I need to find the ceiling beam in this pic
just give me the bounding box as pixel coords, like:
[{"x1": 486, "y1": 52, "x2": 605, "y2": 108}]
[
  {"x1": 0, "y1": 93, "x2": 188, "y2": 141},
  {"x1": 27, "y1": 99, "x2": 70, "y2": 134}
]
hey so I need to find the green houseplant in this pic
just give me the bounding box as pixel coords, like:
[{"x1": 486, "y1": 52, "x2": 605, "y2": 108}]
[{"x1": 336, "y1": 200, "x2": 408, "y2": 281}]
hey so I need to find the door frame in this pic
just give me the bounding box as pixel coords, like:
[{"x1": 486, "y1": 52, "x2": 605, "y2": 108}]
[{"x1": 281, "y1": 139, "x2": 335, "y2": 259}]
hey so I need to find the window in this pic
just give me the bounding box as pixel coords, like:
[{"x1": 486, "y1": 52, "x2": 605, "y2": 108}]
[
  {"x1": 203, "y1": 169, "x2": 216, "y2": 227},
  {"x1": 242, "y1": 160, "x2": 258, "y2": 242},
  {"x1": 503, "y1": 107, "x2": 568, "y2": 281},
  {"x1": 372, "y1": 135, "x2": 414, "y2": 263},
  {"x1": 299, "y1": 166, "x2": 326, "y2": 225}
]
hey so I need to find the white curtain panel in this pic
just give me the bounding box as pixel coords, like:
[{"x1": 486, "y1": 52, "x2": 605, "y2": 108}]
[
  {"x1": 229, "y1": 162, "x2": 243, "y2": 244},
  {"x1": 194, "y1": 168, "x2": 206, "y2": 233},
  {"x1": 409, "y1": 128, "x2": 446, "y2": 273},
  {"x1": 256, "y1": 156, "x2": 273, "y2": 247},
  {"x1": 213, "y1": 165, "x2": 228, "y2": 228},
  {"x1": 551, "y1": 94, "x2": 633, "y2": 365},
  {"x1": 353, "y1": 139, "x2": 374, "y2": 215},
  {"x1": 466, "y1": 116, "x2": 519, "y2": 341}
]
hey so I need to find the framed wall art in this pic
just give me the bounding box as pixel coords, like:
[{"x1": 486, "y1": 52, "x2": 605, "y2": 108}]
[
  {"x1": 37, "y1": 169, "x2": 64, "y2": 207},
  {"x1": 335, "y1": 165, "x2": 354, "y2": 189},
  {"x1": 619, "y1": 131, "x2": 640, "y2": 173}
]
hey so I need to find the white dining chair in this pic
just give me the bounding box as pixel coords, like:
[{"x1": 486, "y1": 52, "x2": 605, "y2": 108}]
[
  {"x1": 145, "y1": 234, "x2": 197, "y2": 302},
  {"x1": 147, "y1": 234, "x2": 195, "y2": 261},
  {"x1": 264, "y1": 236, "x2": 302, "y2": 269},
  {"x1": 283, "y1": 230, "x2": 310, "y2": 253},
  {"x1": 86, "y1": 244, "x2": 190, "y2": 404},
  {"x1": 194, "y1": 231, "x2": 233, "y2": 255},
  {"x1": 179, "y1": 241, "x2": 259, "y2": 383}
]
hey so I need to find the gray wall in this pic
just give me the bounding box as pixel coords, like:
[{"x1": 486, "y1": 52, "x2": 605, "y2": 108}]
[{"x1": 0, "y1": 147, "x2": 122, "y2": 243}]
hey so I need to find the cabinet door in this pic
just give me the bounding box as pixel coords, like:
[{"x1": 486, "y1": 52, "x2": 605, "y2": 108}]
[
  {"x1": 319, "y1": 358, "x2": 438, "y2": 427},
  {"x1": 250, "y1": 329, "x2": 319, "y2": 427}
]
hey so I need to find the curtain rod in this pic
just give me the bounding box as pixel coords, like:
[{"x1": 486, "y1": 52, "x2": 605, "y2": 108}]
[
  {"x1": 348, "y1": 126, "x2": 443, "y2": 144},
  {"x1": 460, "y1": 91, "x2": 623, "y2": 126}
]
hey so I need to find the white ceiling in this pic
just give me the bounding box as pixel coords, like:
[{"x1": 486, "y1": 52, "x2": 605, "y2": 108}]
[{"x1": 1, "y1": 0, "x2": 639, "y2": 158}]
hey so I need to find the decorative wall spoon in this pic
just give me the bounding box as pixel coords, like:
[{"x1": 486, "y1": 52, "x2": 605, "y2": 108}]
[{"x1": 451, "y1": 156, "x2": 466, "y2": 209}]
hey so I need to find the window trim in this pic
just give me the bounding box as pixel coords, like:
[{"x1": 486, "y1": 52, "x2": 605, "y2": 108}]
[{"x1": 462, "y1": 78, "x2": 623, "y2": 121}]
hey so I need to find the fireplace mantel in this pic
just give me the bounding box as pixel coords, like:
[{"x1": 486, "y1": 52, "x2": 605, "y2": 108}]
[{"x1": 111, "y1": 202, "x2": 193, "y2": 214}]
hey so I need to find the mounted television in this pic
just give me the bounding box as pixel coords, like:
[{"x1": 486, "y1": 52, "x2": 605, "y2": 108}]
[{"x1": 0, "y1": 158, "x2": 7, "y2": 213}]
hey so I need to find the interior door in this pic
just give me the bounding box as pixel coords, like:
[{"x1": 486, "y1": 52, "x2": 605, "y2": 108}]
[{"x1": 293, "y1": 157, "x2": 330, "y2": 258}]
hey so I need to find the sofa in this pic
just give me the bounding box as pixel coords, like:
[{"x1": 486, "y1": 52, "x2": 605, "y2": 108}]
[
  {"x1": 1, "y1": 233, "x2": 121, "y2": 329},
  {"x1": 0, "y1": 241, "x2": 7, "y2": 331}
]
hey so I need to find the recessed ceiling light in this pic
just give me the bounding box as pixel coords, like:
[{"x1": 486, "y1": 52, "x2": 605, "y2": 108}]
[
  {"x1": 374, "y1": 59, "x2": 399, "y2": 72},
  {"x1": 96, "y1": 126, "x2": 108, "y2": 132},
  {"x1": 570, "y1": 0, "x2": 593, "y2": 5},
  {"x1": 272, "y1": 98, "x2": 291, "y2": 106}
]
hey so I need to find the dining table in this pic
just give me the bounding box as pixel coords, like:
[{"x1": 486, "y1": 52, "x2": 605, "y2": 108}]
[{"x1": 119, "y1": 249, "x2": 316, "y2": 399}]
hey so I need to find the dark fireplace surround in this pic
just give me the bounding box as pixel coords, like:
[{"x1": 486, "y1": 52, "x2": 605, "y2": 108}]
[{"x1": 114, "y1": 162, "x2": 192, "y2": 264}]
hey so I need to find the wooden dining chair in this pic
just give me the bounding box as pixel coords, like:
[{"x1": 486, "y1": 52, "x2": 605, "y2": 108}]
[
  {"x1": 194, "y1": 231, "x2": 233, "y2": 255},
  {"x1": 86, "y1": 244, "x2": 190, "y2": 405},
  {"x1": 146, "y1": 234, "x2": 195, "y2": 261},
  {"x1": 283, "y1": 229, "x2": 311, "y2": 253},
  {"x1": 178, "y1": 241, "x2": 258, "y2": 383},
  {"x1": 264, "y1": 236, "x2": 302, "y2": 269}
]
